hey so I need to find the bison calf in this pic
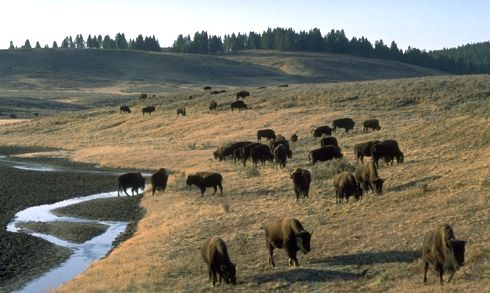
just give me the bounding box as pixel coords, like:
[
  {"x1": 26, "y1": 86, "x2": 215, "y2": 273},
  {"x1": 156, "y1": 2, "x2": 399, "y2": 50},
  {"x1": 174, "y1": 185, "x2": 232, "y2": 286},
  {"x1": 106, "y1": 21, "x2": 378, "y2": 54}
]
[
  {"x1": 201, "y1": 236, "x2": 237, "y2": 287},
  {"x1": 290, "y1": 168, "x2": 311, "y2": 201},
  {"x1": 263, "y1": 218, "x2": 312, "y2": 267},
  {"x1": 422, "y1": 224, "x2": 466, "y2": 285},
  {"x1": 186, "y1": 172, "x2": 223, "y2": 197},
  {"x1": 151, "y1": 168, "x2": 168, "y2": 195}
]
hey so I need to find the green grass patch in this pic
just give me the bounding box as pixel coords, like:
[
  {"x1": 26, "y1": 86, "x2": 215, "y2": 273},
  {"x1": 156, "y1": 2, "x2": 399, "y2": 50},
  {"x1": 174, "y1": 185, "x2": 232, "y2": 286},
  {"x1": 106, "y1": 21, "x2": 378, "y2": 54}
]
[{"x1": 17, "y1": 221, "x2": 109, "y2": 244}]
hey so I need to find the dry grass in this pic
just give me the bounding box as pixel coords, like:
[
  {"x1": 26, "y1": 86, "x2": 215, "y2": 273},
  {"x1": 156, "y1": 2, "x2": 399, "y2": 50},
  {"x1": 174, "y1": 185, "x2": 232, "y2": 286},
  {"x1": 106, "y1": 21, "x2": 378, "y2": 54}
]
[{"x1": 1, "y1": 75, "x2": 489, "y2": 292}]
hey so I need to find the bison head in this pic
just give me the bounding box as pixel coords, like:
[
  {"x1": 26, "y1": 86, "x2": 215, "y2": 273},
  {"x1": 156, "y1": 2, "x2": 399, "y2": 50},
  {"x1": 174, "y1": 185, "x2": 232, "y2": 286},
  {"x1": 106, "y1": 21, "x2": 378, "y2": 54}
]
[
  {"x1": 186, "y1": 175, "x2": 197, "y2": 186},
  {"x1": 396, "y1": 152, "x2": 405, "y2": 163},
  {"x1": 296, "y1": 231, "x2": 312, "y2": 254},
  {"x1": 220, "y1": 263, "x2": 237, "y2": 285},
  {"x1": 373, "y1": 178, "x2": 384, "y2": 195},
  {"x1": 354, "y1": 182, "x2": 363, "y2": 200},
  {"x1": 450, "y1": 239, "x2": 466, "y2": 267}
]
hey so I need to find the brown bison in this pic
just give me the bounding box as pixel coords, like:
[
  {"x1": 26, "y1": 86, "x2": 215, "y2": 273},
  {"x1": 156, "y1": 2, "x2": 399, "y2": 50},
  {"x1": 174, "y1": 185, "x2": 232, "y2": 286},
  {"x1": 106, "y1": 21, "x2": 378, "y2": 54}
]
[
  {"x1": 363, "y1": 119, "x2": 381, "y2": 132},
  {"x1": 240, "y1": 142, "x2": 262, "y2": 166},
  {"x1": 311, "y1": 126, "x2": 332, "y2": 137},
  {"x1": 151, "y1": 168, "x2": 168, "y2": 195},
  {"x1": 422, "y1": 224, "x2": 466, "y2": 285},
  {"x1": 276, "y1": 134, "x2": 286, "y2": 141},
  {"x1": 204, "y1": 86, "x2": 212, "y2": 90},
  {"x1": 230, "y1": 100, "x2": 247, "y2": 111},
  {"x1": 273, "y1": 144, "x2": 288, "y2": 169},
  {"x1": 210, "y1": 90, "x2": 220, "y2": 95},
  {"x1": 236, "y1": 90, "x2": 250, "y2": 100},
  {"x1": 142, "y1": 106, "x2": 155, "y2": 115},
  {"x1": 309, "y1": 146, "x2": 343, "y2": 165},
  {"x1": 332, "y1": 118, "x2": 355, "y2": 133},
  {"x1": 117, "y1": 172, "x2": 145, "y2": 197},
  {"x1": 371, "y1": 139, "x2": 404, "y2": 167},
  {"x1": 250, "y1": 144, "x2": 274, "y2": 166},
  {"x1": 354, "y1": 140, "x2": 380, "y2": 163},
  {"x1": 270, "y1": 139, "x2": 292, "y2": 158},
  {"x1": 290, "y1": 168, "x2": 311, "y2": 201},
  {"x1": 333, "y1": 172, "x2": 363, "y2": 203},
  {"x1": 186, "y1": 172, "x2": 223, "y2": 197},
  {"x1": 201, "y1": 236, "x2": 237, "y2": 287},
  {"x1": 214, "y1": 141, "x2": 253, "y2": 161},
  {"x1": 209, "y1": 100, "x2": 218, "y2": 111},
  {"x1": 119, "y1": 105, "x2": 131, "y2": 114},
  {"x1": 320, "y1": 136, "x2": 339, "y2": 148},
  {"x1": 177, "y1": 107, "x2": 186, "y2": 116},
  {"x1": 290, "y1": 133, "x2": 298, "y2": 142},
  {"x1": 354, "y1": 160, "x2": 384, "y2": 195},
  {"x1": 257, "y1": 129, "x2": 276, "y2": 142},
  {"x1": 263, "y1": 218, "x2": 312, "y2": 267}
]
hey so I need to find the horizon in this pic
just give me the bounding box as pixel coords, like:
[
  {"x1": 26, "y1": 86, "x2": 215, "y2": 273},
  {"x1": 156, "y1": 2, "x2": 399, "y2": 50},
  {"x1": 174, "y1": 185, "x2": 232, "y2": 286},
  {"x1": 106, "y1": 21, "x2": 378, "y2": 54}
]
[{"x1": 1, "y1": 0, "x2": 489, "y2": 51}]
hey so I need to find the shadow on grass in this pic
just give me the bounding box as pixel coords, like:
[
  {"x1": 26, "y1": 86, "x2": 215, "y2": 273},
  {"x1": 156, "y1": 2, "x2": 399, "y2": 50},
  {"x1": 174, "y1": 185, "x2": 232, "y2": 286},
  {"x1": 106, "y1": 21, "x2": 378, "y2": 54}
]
[
  {"x1": 310, "y1": 250, "x2": 421, "y2": 266},
  {"x1": 254, "y1": 268, "x2": 361, "y2": 284},
  {"x1": 389, "y1": 175, "x2": 441, "y2": 192}
]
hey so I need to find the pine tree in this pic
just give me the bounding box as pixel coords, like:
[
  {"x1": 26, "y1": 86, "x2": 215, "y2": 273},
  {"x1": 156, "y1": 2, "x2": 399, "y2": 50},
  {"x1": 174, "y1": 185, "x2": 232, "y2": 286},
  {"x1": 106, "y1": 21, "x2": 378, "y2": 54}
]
[
  {"x1": 61, "y1": 37, "x2": 69, "y2": 48},
  {"x1": 35, "y1": 41, "x2": 41, "y2": 49},
  {"x1": 8, "y1": 41, "x2": 15, "y2": 50},
  {"x1": 68, "y1": 36, "x2": 75, "y2": 48},
  {"x1": 22, "y1": 39, "x2": 32, "y2": 49},
  {"x1": 52, "y1": 41, "x2": 58, "y2": 48}
]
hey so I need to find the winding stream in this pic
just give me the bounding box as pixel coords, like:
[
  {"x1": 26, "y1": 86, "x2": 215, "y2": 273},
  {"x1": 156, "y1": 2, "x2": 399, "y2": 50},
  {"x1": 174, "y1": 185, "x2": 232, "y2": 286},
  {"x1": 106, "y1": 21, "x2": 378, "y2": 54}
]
[{"x1": 3, "y1": 156, "x2": 139, "y2": 293}]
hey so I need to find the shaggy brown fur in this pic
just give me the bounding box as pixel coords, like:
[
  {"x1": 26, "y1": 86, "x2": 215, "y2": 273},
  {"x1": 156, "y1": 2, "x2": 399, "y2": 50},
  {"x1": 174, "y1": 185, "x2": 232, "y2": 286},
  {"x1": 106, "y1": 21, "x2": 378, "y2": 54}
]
[
  {"x1": 320, "y1": 136, "x2": 339, "y2": 148},
  {"x1": 230, "y1": 100, "x2": 247, "y2": 111},
  {"x1": 309, "y1": 146, "x2": 343, "y2": 165},
  {"x1": 186, "y1": 172, "x2": 223, "y2": 197},
  {"x1": 201, "y1": 237, "x2": 237, "y2": 287},
  {"x1": 362, "y1": 119, "x2": 381, "y2": 132},
  {"x1": 142, "y1": 106, "x2": 155, "y2": 115},
  {"x1": 257, "y1": 129, "x2": 276, "y2": 142},
  {"x1": 150, "y1": 168, "x2": 168, "y2": 195},
  {"x1": 332, "y1": 118, "x2": 355, "y2": 133},
  {"x1": 371, "y1": 139, "x2": 404, "y2": 167},
  {"x1": 119, "y1": 105, "x2": 131, "y2": 114},
  {"x1": 290, "y1": 168, "x2": 311, "y2": 201},
  {"x1": 333, "y1": 172, "x2": 363, "y2": 204},
  {"x1": 117, "y1": 172, "x2": 145, "y2": 197},
  {"x1": 353, "y1": 140, "x2": 380, "y2": 163},
  {"x1": 311, "y1": 125, "x2": 332, "y2": 137},
  {"x1": 354, "y1": 160, "x2": 384, "y2": 195}
]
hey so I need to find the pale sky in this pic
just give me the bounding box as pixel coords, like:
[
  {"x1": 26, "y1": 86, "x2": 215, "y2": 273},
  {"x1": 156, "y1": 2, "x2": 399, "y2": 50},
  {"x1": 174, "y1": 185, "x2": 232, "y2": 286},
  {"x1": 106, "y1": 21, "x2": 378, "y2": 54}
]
[{"x1": 1, "y1": 0, "x2": 489, "y2": 51}]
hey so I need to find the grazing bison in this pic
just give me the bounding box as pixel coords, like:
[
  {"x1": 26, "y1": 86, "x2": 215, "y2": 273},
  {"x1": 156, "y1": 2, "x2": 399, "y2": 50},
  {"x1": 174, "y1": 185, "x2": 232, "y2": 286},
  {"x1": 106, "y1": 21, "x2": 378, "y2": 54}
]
[
  {"x1": 201, "y1": 236, "x2": 237, "y2": 287},
  {"x1": 309, "y1": 146, "x2": 343, "y2": 165},
  {"x1": 290, "y1": 133, "x2": 298, "y2": 142},
  {"x1": 422, "y1": 224, "x2": 466, "y2": 285},
  {"x1": 276, "y1": 134, "x2": 286, "y2": 141},
  {"x1": 250, "y1": 144, "x2": 274, "y2": 166},
  {"x1": 209, "y1": 100, "x2": 218, "y2": 111},
  {"x1": 188, "y1": 95, "x2": 193, "y2": 100},
  {"x1": 371, "y1": 139, "x2": 404, "y2": 167},
  {"x1": 332, "y1": 118, "x2": 355, "y2": 133},
  {"x1": 119, "y1": 105, "x2": 131, "y2": 114},
  {"x1": 240, "y1": 142, "x2": 262, "y2": 166},
  {"x1": 273, "y1": 144, "x2": 288, "y2": 169},
  {"x1": 277, "y1": 84, "x2": 289, "y2": 87},
  {"x1": 271, "y1": 139, "x2": 292, "y2": 158},
  {"x1": 142, "y1": 106, "x2": 155, "y2": 115},
  {"x1": 311, "y1": 126, "x2": 332, "y2": 137},
  {"x1": 177, "y1": 107, "x2": 186, "y2": 116},
  {"x1": 214, "y1": 141, "x2": 253, "y2": 161},
  {"x1": 257, "y1": 129, "x2": 276, "y2": 142},
  {"x1": 151, "y1": 168, "x2": 168, "y2": 195},
  {"x1": 363, "y1": 119, "x2": 381, "y2": 132},
  {"x1": 204, "y1": 86, "x2": 212, "y2": 90},
  {"x1": 290, "y1": 168, "x2": 311, "y2": 201},
  {"x1": 320, "y1": 136, "x2": 339, "y2": 148},
  {"x1": 333, "y1": 172, "x2": 363, "y2": 203},
  {"x1": 118, "y1": 172, "x2": 145, "y2": 197},
  {"x1": 354, "y1": 140, "x2": 380, "y2": 163},
  {"x1": 354, "y1": 160, "x2": 384, "y2": 195},
  {"x1": 186, "y1": 172, "x2": 223, "y2": 197},
  {"x1": 210, "y1": 90, "x2": 220, "y2": 95},
  {"x1": 236, "y1": 90, "x2": 250, "y2": 100},
  {"x1": 263, "y1": 218, "x2": 312, "y2": 267},
  {"x1": 230, "y1": 100, "x2": 247, "y2": 111}
]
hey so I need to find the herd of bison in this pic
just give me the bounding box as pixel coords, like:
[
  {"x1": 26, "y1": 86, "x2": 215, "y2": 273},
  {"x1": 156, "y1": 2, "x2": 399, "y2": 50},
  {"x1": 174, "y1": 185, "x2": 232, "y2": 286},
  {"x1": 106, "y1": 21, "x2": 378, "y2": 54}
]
[{"x1": 115, "y1": 89, "x2": 466, "y2": 287}]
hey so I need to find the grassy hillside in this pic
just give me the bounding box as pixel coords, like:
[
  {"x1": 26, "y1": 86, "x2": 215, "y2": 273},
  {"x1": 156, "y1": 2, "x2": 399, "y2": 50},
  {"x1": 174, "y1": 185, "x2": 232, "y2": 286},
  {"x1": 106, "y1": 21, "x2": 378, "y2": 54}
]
[{"x1": 1, "y1": 75, "x2": 489, "y2": 292}]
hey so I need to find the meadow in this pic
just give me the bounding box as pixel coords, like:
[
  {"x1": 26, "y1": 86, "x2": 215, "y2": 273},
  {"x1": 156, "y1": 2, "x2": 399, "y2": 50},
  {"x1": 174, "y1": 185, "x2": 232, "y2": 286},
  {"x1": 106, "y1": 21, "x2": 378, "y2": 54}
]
[{"x1": 0, "y1": 70, "x2": 489, "y2": 292}]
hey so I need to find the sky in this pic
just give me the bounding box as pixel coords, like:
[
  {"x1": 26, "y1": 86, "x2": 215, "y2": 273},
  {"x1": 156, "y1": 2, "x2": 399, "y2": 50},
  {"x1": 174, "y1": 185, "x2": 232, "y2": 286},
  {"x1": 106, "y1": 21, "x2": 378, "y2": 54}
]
[{"x1": 1, "y1": 0, "x2": 489, "y2": 51}]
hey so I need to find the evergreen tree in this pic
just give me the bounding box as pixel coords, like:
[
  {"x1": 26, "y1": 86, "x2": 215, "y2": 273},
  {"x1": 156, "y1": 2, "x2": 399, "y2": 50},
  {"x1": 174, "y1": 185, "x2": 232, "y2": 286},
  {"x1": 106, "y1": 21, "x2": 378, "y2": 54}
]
[
  {"x1": 61, "y1": 37, "x2": 69, "y2": 48},
  {"x1": 97, "y1": 35, "x2": 103, "y2": 48},
  {"x1": 52, "y1": 41, "x2": 58, "y2": 48},
  {"x1": 115, "y1": 33, "x2": 128, "y2": 49},
  {"x1": 75, "y1": 34, "x2": 85, "y2": 48},
  {"x1": 134, "y1": 34, "x2": 145, "y2": 50},
  {"x1": 102, "y1": 35, "x2": 116, "y2": 49},
  {"x1": 8, "y1": 41, "x2": 15, "y2": 50},
  {"x1": 86, "y1": 35, "x2": 93, "y2": 48},
  {"x1": 68, "y1": 36, "x2": 75, "y2": 48},
  {"x1": 22, "y1": 39, "x2": 32, "y2": 49},
  {"x1": 35, "y1": 41, "x2": 41, "y2": 49}
]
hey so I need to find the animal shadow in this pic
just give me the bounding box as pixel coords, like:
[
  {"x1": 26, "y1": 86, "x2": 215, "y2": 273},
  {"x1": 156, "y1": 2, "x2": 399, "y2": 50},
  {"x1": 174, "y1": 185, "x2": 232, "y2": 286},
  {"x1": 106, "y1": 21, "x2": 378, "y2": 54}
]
[
  {"x1": 311, "y1": 250, "x2": 421, "y2": 266},
  {"x1": 389, "y1": 175, "x2": 441, "y2": 192},
  {"x1": 254, "y1": 268, "x2": 361, "y2": 284}
]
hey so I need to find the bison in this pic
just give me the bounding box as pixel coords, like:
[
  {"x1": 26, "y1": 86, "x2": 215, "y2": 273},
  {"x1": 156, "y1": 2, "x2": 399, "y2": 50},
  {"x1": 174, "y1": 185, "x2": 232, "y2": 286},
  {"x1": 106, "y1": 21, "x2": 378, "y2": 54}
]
[
  {"x1": 119, "y1": 105, "x2": 131, "y2": 114},
  {"x1": 250, "y1": 144, "x2": 273, "y2": 166},
  {"x1": 236, "y1": 90, "x2": 250, "y2": 100},
  {"x1": 142, "y1": 106, "x2": 155, "y2": 115},
  {"x1": 257, "y1": 129, "x2": 276, "y2": 142},
  {"x1": 354, "y1": 140, "x2": 380, "y2": 163},
  {"x1": 177, "y1": 107, "x2": 186, "y2": 116},
  {"x1": 240, "y1": 142, "x2": 262, "y2": 166},
  {"x1": 273, "y1": 144, "x2": 288, "y2": 169},
  {"x1": 263, "y1": 218, "x2": 312, "y2": 267},
  {"x1": 209, "y1": 100, "x2": 218, "y2": 111},
  {"x1": 371, "y1": 139, "x2": 404, "y2": 167},
  {"x1": 309, "y1": 146, "x2": 343, "y2": 165},
  {"x1": 332, "y1": 118, "x2": 355, "y2": 133},
  {"x1": 290, "y1": 133, "x2": 298, "y2": 142},
  {"x1": 311, "y1": 126, "x2": 332, "y2": 137},
  {"x1": 204, "y1": 86, "x2": 212, "y2": 90},
  {"x1": 290, "y1": 168, "x2": 311, "y2": 201},
  {"x1": 214, "y1": 141, "x2": 253, "y2": 161},
  {"x1": 210, "y1": 90, "x2": 220, "y2": 95},
  {"x1": 363, "y1": 119, "x2": 381, "y2": 132},
  {"x1": 422, "y1": 224, "x2": 466, "y2": 285},
  {"x1": 276, "y1": 134, "x2": 286, "y2": 141},
  {"x1": 354, "y1": 160, "x2": 384, "y2": 195},
  {"x1": 186, "y1": 172, "x2": 223, "y2": 197},
  {"x1": 118, "y1": 172, "x2": 145, "y2": 197},
  {"x1": 230, "y1": 100, "x2": 247, "y2": 111},
  {"x1": 151, "y1": 168, "x2": 168, "y2": 195},
  {"x1": 271, "y1": 139, "x2": 292, "y2": 158},
  {"x1": 333, "y1": 172, "x2": 363, "y2": 203},
  {"x1": 201, "y1": 236, "x2": 237, "y2": 287},
  {"x1": 320, "y1": 136, "x2": 339, "y2": 148}
]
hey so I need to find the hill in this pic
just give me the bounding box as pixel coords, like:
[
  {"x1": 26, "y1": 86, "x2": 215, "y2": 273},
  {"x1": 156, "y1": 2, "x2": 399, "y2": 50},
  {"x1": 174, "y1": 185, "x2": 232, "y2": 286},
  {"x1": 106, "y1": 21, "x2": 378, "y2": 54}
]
[{"x1": 0, "y1": 74, "x2": 489, "y2": 292}]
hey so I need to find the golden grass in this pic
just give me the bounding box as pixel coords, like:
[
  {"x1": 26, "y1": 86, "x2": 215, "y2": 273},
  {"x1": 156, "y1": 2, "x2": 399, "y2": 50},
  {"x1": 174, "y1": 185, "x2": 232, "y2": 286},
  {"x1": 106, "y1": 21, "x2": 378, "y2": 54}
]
[
  {"x1": 0, "y1": 119, "x2": 31, "y2": 126},
  {"x1": 1, "y1": 75, "x2": 489, "y2": 292}
]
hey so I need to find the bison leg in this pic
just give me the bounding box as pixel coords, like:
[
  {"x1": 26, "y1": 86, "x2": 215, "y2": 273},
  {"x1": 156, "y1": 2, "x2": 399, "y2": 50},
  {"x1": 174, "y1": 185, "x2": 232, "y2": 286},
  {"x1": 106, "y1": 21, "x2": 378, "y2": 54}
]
[
  {"x1": 447, "y1": 269, "x2": 456, "y2": 283},
  {"x1": 218, "y1": 184, "x2": 223, "y2": 196},
  {"x1": 436, "y1": 263, "x2": 444, "y2": 285},
  {"x1": 212, "y1": 186, "x2": 217, "y2": 196},
  {"x1": 211, "y1": 266, "x2": 218, "y2": 287},
  {"x1": 267, "y1": 243, "x2": 275, "y2": 267},
  {"x1": 423, "y1": 262, "x2": 429, "y2": 284},
  {"x1": 200, "y1": 187, "x2": 206, "y2": 197},
  {"x1": 288, "y1": 251, "x2": 299, "y2": 267},
  {"x1": 152, "y1": 185, "x2": 156, "y2": 195}
]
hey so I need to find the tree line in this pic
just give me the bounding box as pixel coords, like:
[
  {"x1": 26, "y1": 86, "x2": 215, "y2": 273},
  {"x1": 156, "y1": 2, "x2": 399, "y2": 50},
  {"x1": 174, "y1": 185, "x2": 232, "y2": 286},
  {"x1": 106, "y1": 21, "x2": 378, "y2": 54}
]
[
  {"x1": 8, "y1": 33, "x2": 161, "y2": 52},
  {"x1": 172, "y1": 27, "x2": 490, "y2": 74}
]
